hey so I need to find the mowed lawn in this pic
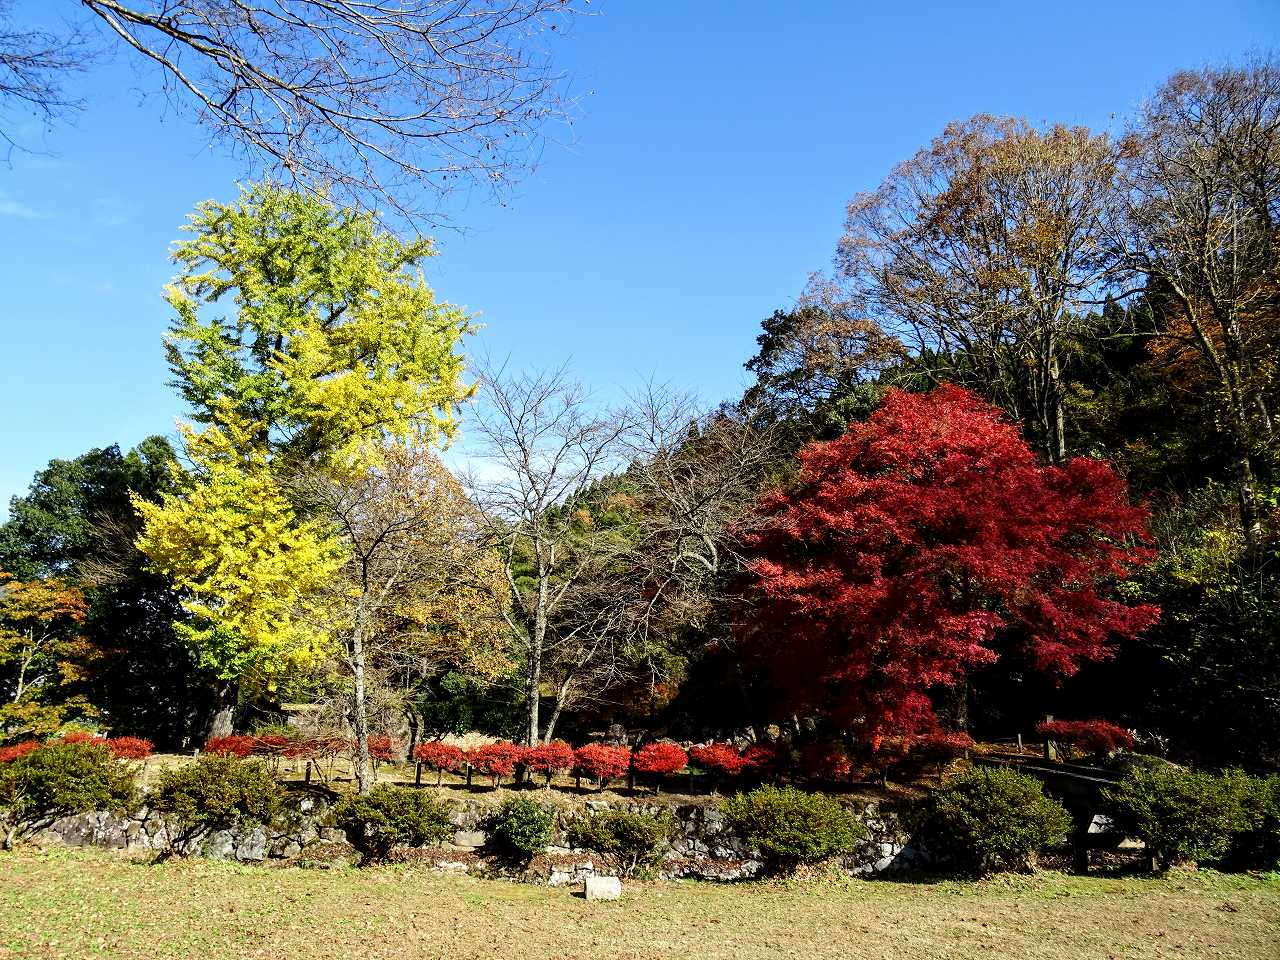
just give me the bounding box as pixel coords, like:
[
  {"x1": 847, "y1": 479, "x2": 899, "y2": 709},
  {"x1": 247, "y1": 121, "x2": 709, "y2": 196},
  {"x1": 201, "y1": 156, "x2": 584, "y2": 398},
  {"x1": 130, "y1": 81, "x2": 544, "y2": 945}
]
[{"x1": 2, "y1": 848, "x2": 1278, "y2": 960}]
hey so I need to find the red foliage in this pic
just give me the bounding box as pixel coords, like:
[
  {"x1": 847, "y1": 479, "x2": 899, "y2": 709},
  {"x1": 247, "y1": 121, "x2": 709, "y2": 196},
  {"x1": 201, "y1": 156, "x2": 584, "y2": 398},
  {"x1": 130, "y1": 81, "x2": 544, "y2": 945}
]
[
  {"x1": 366, "y1": 735, "x2": 397, "y2": 762},
  {"x1": 412, "y1": 741, "x2": 467, "y2": 772},
  {"x1": 799, "y1": 741, "x2": 852, "y2": 780},
  {"x1": 106, "y1": 736, "x2": 153, "y2": 760},
  {"x1": 205, "y1": 735, "x2": 255, "y2": 757},
  {"x1": 740, "y1": 386, "x2": 1160, "y2": 743},
  {"x1": 59, "y1": 731, "x2": 98, "y2": 744},
  {"x1": 0, "y1": 740, "x2": 40, "y2": 763},
  {"x1": 524, "y1": 740, "x2": 576, "y2": 777},
  {"x1": 468, "y1": 741, "x2": 522, "y2": 780},
  {"x1": 689, "y1": 742, "x2": 746, "y2": 776},
  {"x1": 574, "y1": 744, "x2": 631, "y2": 785},
  {"x1": 632, "y1": 741, "x2": 689, "y2": 776},
  {"x1": 1037, "y1": 719, "x2": 1134, "y2": 754},
  {"x1": 741, "y1": 743, "x2": 784, "y2": 773}
]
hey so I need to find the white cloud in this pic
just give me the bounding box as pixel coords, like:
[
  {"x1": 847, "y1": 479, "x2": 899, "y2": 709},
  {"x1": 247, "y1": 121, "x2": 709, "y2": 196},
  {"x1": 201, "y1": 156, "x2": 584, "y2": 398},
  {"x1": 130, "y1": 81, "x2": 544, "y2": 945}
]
[{"x1": 0, "y1": 193, "x2": 47, "y2": 220}]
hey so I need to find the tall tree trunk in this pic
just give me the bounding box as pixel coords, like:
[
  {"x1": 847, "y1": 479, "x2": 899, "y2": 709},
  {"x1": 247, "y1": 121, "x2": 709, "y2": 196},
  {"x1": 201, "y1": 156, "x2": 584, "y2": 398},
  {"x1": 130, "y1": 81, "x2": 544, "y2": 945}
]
[
  {"x1": 204, "y1": 680, "x2": 238, "y2": 740},
  {"x1": 351, "y1": 627, "x2": 372, "y2": 794}
]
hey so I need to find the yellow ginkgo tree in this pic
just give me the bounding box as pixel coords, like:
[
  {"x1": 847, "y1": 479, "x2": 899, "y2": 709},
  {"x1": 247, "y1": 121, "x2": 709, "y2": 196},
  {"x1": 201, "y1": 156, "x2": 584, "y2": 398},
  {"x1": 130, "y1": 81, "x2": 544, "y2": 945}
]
[{"x1": 136, "y1": 185, "x2": 477, "y2": 739}]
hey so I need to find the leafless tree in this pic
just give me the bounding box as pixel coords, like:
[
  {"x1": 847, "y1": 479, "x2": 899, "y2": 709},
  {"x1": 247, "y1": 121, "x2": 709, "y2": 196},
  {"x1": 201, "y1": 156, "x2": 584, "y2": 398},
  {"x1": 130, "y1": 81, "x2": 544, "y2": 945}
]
[
  {"x1": 0, "y1": 1, "x2": 91, "y2": 153},
  {"x1": 1109, "y1": 59, "x2": 1280, "y2": 553},
  {"x1": 463, "y1": 362, "x2": 636, "y2": 745},
  {"x1": 619, "y1": 384, "x2": 778, "y2": 636},
  {"x1": 294, "y1": 442, "x2": 504, "y2": 793},
  {"x1": 2, "y1": 1, "x2": 576, "y2": 219},
  {"x1": 839, "y1": 116, "x2": 1120, "y2": 461}
]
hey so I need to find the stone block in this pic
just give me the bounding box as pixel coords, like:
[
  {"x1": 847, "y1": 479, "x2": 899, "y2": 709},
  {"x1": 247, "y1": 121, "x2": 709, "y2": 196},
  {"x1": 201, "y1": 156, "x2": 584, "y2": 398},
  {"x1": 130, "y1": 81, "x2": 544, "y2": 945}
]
[
  {"x1": 453, "y1": 830, "x2": 486, "y2": 849},
  {"x1": 584, "y1": 876, "x2": 621, "y2": 901}
]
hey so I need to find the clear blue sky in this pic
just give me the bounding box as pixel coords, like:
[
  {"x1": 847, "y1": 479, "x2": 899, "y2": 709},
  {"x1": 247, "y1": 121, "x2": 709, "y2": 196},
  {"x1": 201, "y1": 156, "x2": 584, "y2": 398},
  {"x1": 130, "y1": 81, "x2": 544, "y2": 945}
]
[{"x1": 1, "y1": 0, "x2": 1276, "y2": 507}]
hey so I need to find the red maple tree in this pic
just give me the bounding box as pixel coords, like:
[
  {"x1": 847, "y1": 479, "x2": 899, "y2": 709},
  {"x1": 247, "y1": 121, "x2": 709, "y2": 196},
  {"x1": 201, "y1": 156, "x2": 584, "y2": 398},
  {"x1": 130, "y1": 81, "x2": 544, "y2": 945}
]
[{"x1": 739, "y1": 386, "x2": 1159, "y2": 745}]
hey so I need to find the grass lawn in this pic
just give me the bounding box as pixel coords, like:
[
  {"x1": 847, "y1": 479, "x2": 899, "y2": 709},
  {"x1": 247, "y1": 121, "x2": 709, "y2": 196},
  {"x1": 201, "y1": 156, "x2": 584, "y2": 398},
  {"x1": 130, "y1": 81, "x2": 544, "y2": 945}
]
[{"x1": 1, "y1": 848, "x2": 1277, "y2": 960}]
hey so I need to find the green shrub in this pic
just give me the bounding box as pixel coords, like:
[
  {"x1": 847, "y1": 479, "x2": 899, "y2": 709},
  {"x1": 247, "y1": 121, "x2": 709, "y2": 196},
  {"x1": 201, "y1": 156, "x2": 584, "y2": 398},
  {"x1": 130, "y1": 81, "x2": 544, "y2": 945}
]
[
  {"x1": 490, "y1": 795, "x2": 556, "y2": 860},
  {"x1": 0, "y1": 741, "x2": 138, "y2": 848},
  {"x1": 151, "y1": 753, "x2": 287, "y2": 851},
  {"x1": 920, "y1": 766, "x2": 1071, "y2": 875},
  {"x1": 1102, "y1": 765, "x2": 1243, "y2": 871},
  {"x1": 1219, "y1": 772, "x2": 1280, "y2": 872},
  {"x1": 332, "y1": 785, "x2": 453, "y2": 860},
  {"x1": 566, "y1": 808, "x2": 674, "y2": 877},
  {"x1": 723, "y1": 785, "x2": 866, "y2": 872}
]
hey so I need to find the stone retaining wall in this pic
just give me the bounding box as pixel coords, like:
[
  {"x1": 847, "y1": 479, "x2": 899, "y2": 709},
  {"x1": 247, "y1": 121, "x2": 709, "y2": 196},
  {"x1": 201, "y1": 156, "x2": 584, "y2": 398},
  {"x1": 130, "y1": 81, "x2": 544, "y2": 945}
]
[{"x1": 37, "y1": 790, "x2": 925, "y2": 881}]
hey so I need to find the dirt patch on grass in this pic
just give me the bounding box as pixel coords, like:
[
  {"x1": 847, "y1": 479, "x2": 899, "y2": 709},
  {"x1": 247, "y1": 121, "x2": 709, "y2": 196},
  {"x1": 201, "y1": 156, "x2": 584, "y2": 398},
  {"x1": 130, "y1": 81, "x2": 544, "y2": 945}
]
[{"x1": 1, "y1": 847, "x2": 1277, "y2": 960}]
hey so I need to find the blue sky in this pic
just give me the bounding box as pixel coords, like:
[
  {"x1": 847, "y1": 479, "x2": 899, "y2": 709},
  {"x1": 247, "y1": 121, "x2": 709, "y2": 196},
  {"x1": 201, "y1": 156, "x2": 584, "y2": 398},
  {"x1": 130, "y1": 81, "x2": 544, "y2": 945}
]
[{"x1": 1, "y1": 0, "x2": 1276, "y2": 507}]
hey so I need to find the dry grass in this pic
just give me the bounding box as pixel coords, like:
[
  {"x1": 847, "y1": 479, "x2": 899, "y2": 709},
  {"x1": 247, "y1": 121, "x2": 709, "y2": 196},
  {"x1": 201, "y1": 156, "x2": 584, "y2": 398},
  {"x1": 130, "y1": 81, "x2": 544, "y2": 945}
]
[{"x1": 2, "y1": 847, "x2": 1278, "y2": 960}]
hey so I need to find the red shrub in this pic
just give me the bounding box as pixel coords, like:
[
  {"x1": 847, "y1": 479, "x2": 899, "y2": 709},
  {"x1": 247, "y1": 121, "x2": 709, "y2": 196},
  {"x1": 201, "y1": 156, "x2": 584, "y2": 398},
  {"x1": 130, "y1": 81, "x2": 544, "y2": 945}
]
[
  {"x1": 367, "y1": 735, "x2": 397, "y2": 762},
  {"x1": 525, "y1": 740, "x2": 576, "y2": 778},
  {"x1": 205, "y1": 735, "x2": 255, "y2": 757},
  {"x1": 469, "y1": 741, "x2": 523, "y2": 782},
  {"x1": 690, "y1": 742, "x2": 746, "y2": 777},
  {"x1": 574, "y1": 744, "x2": 631, "y2": 786},
  {"x1": 741, "y1": 743, "x2": 784, "y2": 773},
  {"x1": 106, "y1": 736, "x2": 153, "y2": 760},
  {"x1": 59, "y1": 731, "x2": 98, "y2": 744},
  {"x1": 412, "y1": 741, "x2": 467, "y2": 772},
  {"x1": 0, "y1": 740, "x2": 40, "y2": 763},
  {"x1": 1037, "y1": 719, "x2": 1134, "y2": 755},
  {"x1": 799, "y1": 741, "x2": 852, "y2": 780},
  {"x1": 632, "y1": 741, "x2": 688, "y2": 776}
]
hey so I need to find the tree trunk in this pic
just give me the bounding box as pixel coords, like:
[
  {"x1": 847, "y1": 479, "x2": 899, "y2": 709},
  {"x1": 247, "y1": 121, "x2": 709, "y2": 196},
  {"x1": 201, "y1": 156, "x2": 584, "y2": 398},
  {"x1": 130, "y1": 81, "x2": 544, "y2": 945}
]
[
  {"x1": 351, "y1": 628, "x2": 372, "y2": 794},
  {"x1": 204, "y1": 680, "x2": 238, "y2": 740}
]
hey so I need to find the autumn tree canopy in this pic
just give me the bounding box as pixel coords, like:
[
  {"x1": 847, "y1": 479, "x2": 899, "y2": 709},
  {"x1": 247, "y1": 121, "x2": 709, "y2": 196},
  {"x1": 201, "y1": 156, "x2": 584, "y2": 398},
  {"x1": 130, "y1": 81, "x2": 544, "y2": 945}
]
[{"x1": 739, "y1": 386, "x2": 1160, "y2": 744}]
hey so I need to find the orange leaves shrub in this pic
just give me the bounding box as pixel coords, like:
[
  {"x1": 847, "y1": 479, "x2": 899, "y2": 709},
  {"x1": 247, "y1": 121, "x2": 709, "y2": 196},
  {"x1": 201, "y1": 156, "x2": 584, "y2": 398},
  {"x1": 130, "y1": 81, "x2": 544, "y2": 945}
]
[
  {"x1": 205, "y1": 735, "x2": 255, "y2": 757},
  {"x1": 524, "y1": 740, "x2": 575, "y2": 779},
  {"x1": 412, "y1": 741, "x2": 467, "y2": 772},
  {"x1": 469, "y1": 741, "x2": 522, "y2": 783},
  {"x1": 690, "y1": 742, "x2": 746, "y2": 776},
  {"x1": 632, "y1": 741, "x2": 688, "y2": 776},
  {"x1": 0, "y1": 741, "x2": 40, "y2": 763},
  {"x1": 574, "y1": 744, "x2": 630, "y2": 786},
  {"x1": 1036, "y1": 719, "x2": 1134, "y2": 755},
  {"x1": 106, "y1": 737, "x2": 153, "y2": 760}
]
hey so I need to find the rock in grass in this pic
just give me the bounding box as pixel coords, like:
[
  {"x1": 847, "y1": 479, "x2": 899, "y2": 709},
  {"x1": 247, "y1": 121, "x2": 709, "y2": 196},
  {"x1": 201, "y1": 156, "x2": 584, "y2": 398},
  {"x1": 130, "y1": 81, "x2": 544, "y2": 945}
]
[{"x1": 584, "y1": 876, "x2": 621, "y2": 901}]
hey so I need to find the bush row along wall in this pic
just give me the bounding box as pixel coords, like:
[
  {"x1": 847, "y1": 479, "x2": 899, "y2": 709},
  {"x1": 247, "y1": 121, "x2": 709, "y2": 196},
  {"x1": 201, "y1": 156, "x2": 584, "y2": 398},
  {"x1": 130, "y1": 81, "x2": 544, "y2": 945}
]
[{"x1": 34, "y1": 791, "x2": 922, "y2": 883}]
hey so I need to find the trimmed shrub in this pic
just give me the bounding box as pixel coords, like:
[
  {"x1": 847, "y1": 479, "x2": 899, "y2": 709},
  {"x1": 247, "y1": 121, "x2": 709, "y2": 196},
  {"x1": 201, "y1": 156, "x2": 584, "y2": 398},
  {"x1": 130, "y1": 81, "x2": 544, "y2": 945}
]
[
  {"x1": 151, "y1": 754, "x2": 286, "y2": 851},
  {"x1": 1037, "y1": 719, "x2": 1134, "y2": 757},
  {"x1": 1224, "y1": 773, "x2": 1280, "y2": 871},
  {"x1": 567, "y1": 808, "x2": 674, "y2": 877},
  {"x1": 690, "y1": 743, "x2": 746, "y2": 778},
  {"x1": 741, "y1": 743, "x2": 784, "y2": 776},
  {"x1": 106, "y1": 737, "x2": 154, "y2": 761},
  {"x1": 204, "y1": 735, "x2": 255, "y2": 758},
  {"x1": 920, "y1": 766, "x2": 1071, "y2": 875},
  {"x1": 490, "y1": 795, "x2": 556, "y2": 860},
  {"x1": 723, "y1": 785, "x2": 866, "y2": 872},
  {"x1": 574, "y1": 744, "x2": 630, "y2": 789},
  {"x1": 332, "y1": 785, "x2": 453, "y2": 860},
  {"x1": 1102, "y1": 765, "x2": 1245, "y2": 871},
  {"x1": 412, "y1": 741, "x2": 467, "y2": 785},
  {"x1": 468, "y1": 741, "x2": 522, "y2": 786},
  {"x1": 524, "y1": 740, "x2": 576, "y2": 783},
  {"x1": 0, "y1": 740, "x2": 138, "y2": 848},
  {"x1": 367, "y1": 734, "x2": 397, "y2": 763},
  {"x1": 632, "y1": 742, "x2": 689, "y2": 785}
]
